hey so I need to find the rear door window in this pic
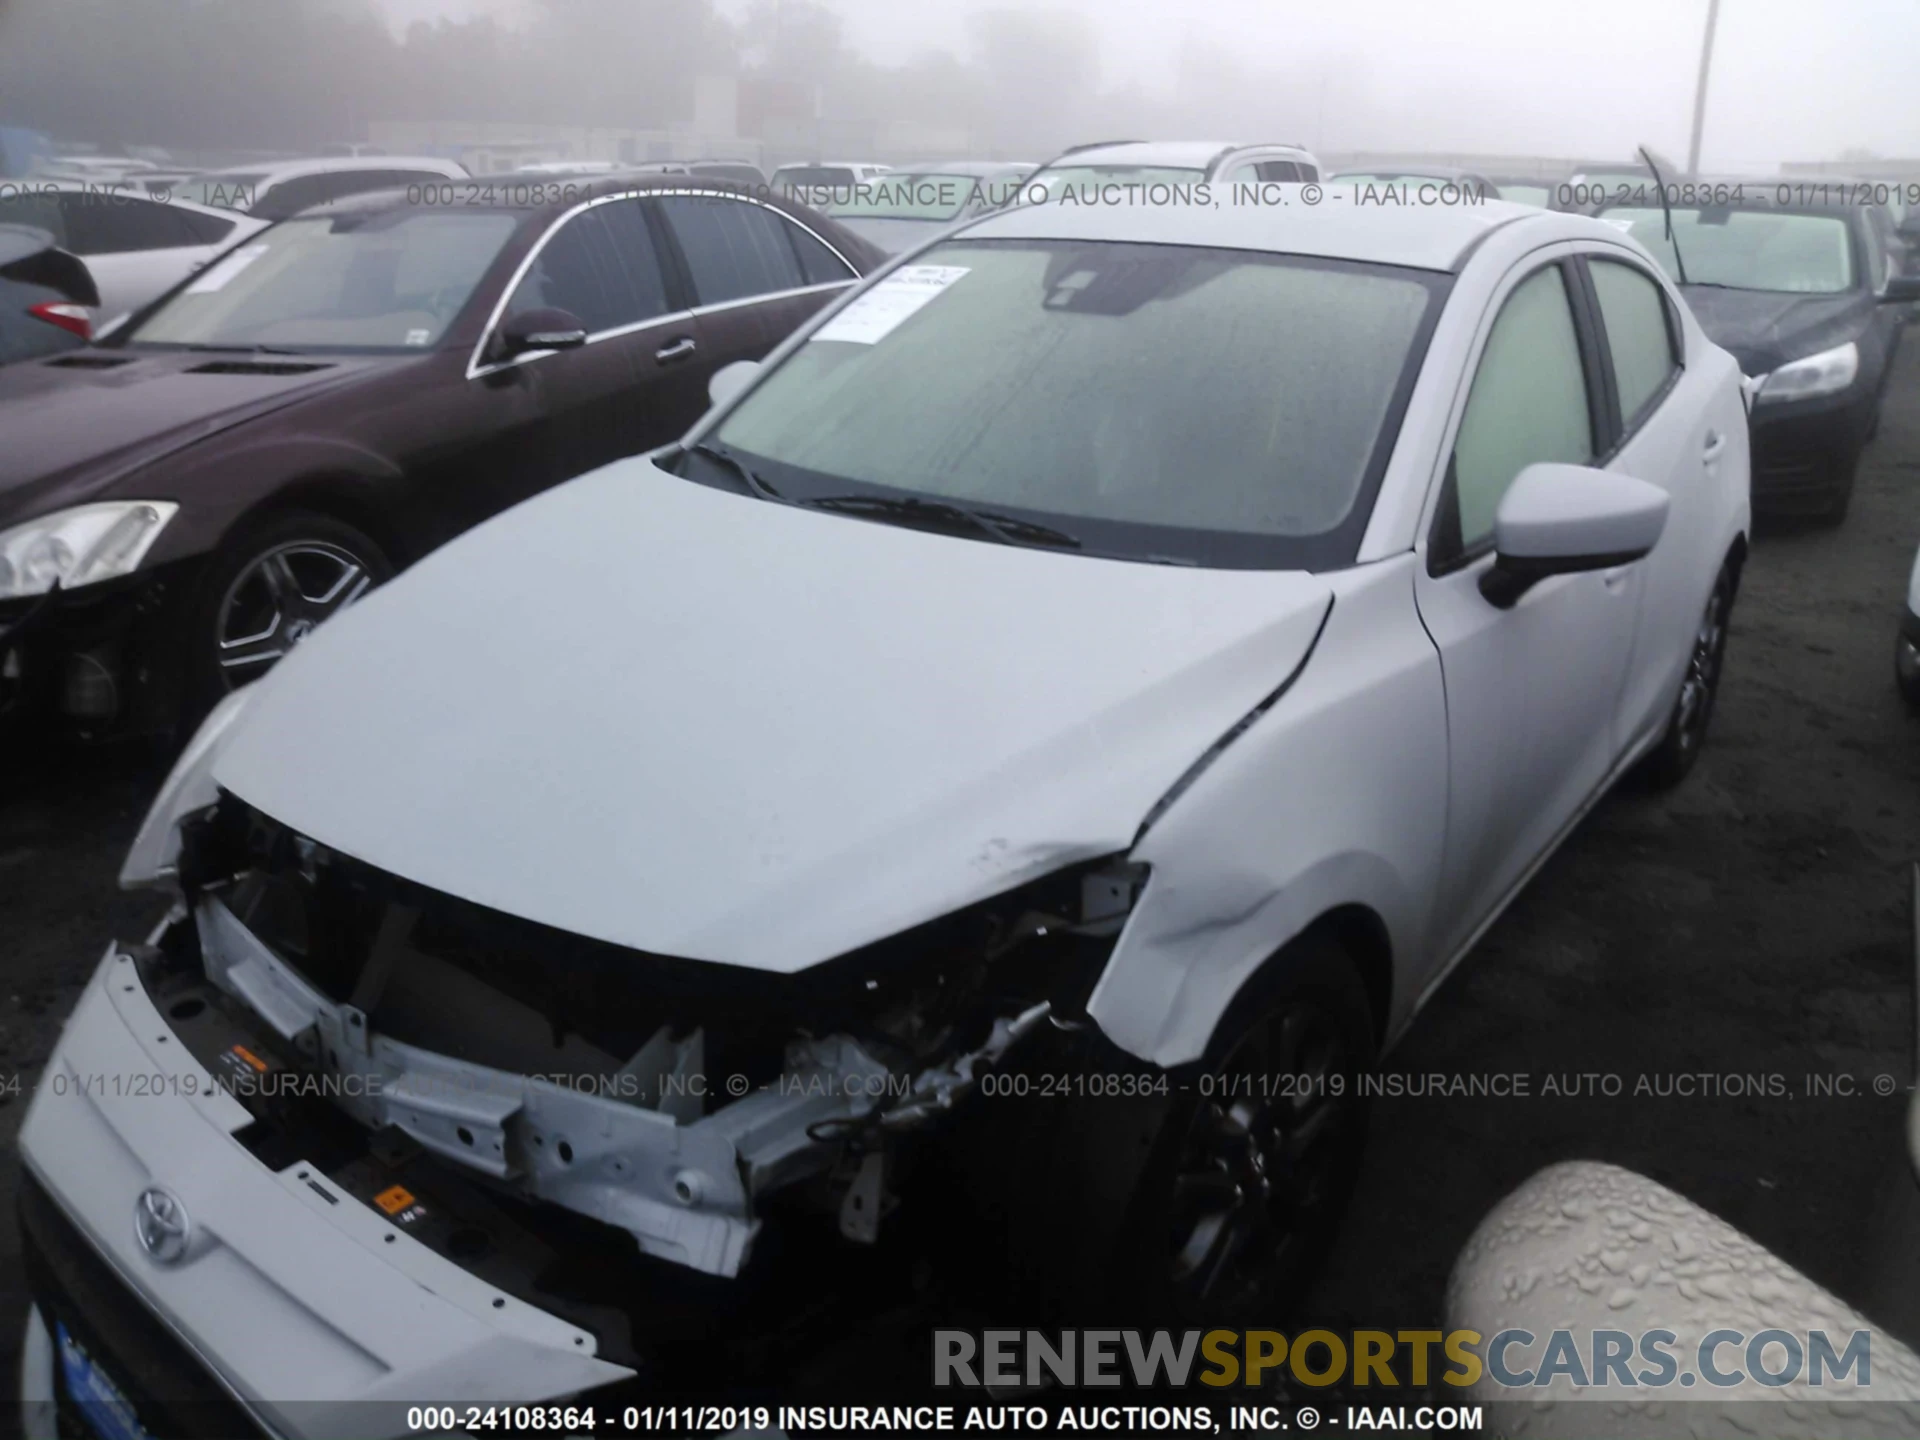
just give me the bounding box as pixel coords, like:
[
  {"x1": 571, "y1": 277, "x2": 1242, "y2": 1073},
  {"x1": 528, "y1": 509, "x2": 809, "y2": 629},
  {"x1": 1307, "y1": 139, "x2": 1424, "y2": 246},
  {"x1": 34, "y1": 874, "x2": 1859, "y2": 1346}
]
[
  {"x1": 59, "y1": 194, "x2": 203, "y2": 253},
  {"x1": 656, "y1": 195, "x2": 807, "y2": 307},
  {"x1": 1588, "y1": 259, "x2": 1681, "y2": 429},
  {"x1": 784, "y1": 220, "x2": 856, "y2": 285},
  {"x1": 590, "y1": 198, "x2": 675, "y2": 325}
]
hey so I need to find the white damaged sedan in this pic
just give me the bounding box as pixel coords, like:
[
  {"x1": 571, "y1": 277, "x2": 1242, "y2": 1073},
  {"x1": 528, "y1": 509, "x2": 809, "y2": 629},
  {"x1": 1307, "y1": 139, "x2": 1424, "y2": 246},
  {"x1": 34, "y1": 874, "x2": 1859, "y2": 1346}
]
[{"x1": 20, "y1": 191, "x2": 1749, "y2": 1433}]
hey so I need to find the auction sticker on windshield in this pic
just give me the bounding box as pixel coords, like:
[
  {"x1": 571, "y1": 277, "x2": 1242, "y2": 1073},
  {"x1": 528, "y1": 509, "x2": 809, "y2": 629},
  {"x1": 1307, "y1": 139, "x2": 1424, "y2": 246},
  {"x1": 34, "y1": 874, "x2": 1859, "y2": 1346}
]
[{"x1": 813, "y1": 265, "x2": 970, "y2": 345}]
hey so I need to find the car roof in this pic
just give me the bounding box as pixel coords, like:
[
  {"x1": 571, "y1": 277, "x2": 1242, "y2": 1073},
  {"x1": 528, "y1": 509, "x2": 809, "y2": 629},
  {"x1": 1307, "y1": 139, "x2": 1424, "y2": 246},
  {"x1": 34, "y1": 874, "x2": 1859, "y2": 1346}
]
[
  {"x1": 890, "y1": 160, "x2": 1034, "y2": 177},
  {"x1": 1042, "y1": 141, "x2": 1315, "y2": 174},
  {"x1": 198, "y1": 156, "x2": 466, "y2": 182},
  {"x1": 953, "y1": 190, "x2": 1564, "y2": 272},
  {"x1": 1046, "y1": 141, "x2": 1238, "y2": 170}
]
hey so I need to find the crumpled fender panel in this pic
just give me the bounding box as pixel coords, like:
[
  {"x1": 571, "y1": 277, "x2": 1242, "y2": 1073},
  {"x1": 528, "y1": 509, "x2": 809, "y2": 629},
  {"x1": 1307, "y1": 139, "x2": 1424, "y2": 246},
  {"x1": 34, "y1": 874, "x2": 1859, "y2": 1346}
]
[{"x1": 1088, "y1": 556, "x2": 1445, "y2": 1066}]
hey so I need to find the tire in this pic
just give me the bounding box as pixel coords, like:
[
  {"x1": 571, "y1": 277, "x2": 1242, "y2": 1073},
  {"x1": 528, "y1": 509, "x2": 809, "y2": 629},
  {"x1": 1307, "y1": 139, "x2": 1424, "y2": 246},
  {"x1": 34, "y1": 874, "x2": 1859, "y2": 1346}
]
[
  {"x1": 986, "y1": 932, "x2": 1375, "y2": 1325},
  {"x1": 183, "y1": 510, "x2": 393, "y2": 732},
  {"x1": 1640, "y1": 563, "x2": 1735, "y2": 790}
]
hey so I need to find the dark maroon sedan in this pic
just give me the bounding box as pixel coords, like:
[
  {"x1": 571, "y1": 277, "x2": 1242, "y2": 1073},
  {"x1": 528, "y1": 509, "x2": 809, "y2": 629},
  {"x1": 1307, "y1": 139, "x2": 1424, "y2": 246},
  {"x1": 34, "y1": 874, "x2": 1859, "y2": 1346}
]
[{"x1": 0, "y1": 176, "x2": 881, "y2": 741}]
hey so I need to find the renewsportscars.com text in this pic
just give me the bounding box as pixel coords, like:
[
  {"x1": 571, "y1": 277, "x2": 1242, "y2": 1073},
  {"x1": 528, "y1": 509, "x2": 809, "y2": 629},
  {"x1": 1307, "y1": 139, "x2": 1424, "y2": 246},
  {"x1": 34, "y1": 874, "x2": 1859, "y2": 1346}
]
[{"x1": 933, "y1": 1327, "x2": 1873, "y2": 1390}]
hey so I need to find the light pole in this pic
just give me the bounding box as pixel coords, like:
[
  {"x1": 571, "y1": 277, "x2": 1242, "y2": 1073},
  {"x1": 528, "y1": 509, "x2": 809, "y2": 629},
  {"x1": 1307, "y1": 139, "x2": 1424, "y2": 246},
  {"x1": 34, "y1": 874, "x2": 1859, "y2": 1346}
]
[{"x1": 1685, "y1": 0, "x2": 1722, "y2": 175}]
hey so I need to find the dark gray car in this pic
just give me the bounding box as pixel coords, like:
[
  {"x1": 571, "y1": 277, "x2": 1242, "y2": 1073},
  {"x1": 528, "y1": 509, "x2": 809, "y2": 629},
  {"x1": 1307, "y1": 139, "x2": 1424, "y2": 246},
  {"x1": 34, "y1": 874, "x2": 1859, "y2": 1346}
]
[{"x1": 1601, "y1": 184, "x2": 1919, "y2": 521}]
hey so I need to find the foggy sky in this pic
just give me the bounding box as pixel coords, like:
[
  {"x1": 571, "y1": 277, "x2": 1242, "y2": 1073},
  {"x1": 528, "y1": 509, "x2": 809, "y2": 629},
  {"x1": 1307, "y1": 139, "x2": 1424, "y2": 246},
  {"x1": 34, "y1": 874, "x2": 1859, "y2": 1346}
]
[{"x1": 380, "y1": 0, "x2": 1920, "y2": 169}]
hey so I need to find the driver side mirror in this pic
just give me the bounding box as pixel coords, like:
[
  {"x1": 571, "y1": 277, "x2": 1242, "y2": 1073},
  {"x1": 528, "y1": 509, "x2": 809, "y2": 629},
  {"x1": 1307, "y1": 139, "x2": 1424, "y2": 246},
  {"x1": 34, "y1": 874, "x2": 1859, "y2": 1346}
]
[
  {"x1": 496, "y1": 307, "x2": 588, "y2": 360},
  {"x1": 1479, "y1": 462, "x2": 1670, "y2": 609}
]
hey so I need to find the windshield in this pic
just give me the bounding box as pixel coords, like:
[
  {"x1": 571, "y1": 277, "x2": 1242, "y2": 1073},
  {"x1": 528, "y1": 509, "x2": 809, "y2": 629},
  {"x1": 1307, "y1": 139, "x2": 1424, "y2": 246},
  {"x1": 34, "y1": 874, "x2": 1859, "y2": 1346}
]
[
  {"x1": 824, "y1": 174, "x2": 1022, "y2": 221},
  {"x1": 1600, "y1": 206, "x2": 1857, "y2": 294},
  {"x1": 125, "y1": 208, "x2": 519, "y2": 352},
  {"x1": 1023, "y1": 166, "x2": 1208, "y2": 203},
  {"x1": 710, "y1": 239, "x2": 1445, "y2": 570}
]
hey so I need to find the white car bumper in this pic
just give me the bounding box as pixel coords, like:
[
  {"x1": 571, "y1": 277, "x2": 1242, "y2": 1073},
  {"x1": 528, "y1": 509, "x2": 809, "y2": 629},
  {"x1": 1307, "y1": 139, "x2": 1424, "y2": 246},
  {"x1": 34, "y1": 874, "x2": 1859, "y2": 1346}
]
[{"x1": 17, "y1": 942, "x2": 630, "y2": 1440}]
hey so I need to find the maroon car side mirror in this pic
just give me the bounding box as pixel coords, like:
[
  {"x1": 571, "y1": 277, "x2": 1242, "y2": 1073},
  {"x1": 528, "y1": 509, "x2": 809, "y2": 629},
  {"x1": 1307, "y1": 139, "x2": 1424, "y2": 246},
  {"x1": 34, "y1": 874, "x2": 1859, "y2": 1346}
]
[{"x1": 497, "y1": 307, "x2": 589, "y2": 359}]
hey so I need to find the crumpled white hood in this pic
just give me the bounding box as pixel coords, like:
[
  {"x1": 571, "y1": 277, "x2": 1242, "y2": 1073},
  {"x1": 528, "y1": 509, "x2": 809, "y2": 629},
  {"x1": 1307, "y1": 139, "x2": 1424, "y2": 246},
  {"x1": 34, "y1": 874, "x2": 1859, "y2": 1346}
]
[{"x1": 213, "y1": 457, "x2": 1332, "y2": 972}]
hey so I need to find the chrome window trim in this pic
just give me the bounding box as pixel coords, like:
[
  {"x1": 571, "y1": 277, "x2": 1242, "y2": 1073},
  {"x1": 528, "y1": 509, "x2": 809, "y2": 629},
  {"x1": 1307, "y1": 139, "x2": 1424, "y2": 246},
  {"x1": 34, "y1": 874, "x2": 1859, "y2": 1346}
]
[
  {"x1": 690, "y1": 278, "x2": 857, "y2": 321},
  {"x1": 467, "y1": 186, "x2": 859, "y2": 381}
]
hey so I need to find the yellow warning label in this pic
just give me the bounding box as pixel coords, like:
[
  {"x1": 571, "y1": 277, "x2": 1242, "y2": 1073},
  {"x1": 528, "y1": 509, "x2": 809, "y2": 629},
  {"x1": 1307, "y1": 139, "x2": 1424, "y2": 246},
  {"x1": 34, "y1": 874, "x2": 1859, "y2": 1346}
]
[{"x1": 373, "y1": 1185, "x2": 417, "y2": 1216}]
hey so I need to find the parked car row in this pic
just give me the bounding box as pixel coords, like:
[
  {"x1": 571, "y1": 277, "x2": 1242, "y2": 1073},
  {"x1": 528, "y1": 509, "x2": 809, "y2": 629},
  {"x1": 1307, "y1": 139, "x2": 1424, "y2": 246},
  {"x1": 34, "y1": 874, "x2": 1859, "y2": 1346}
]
[
  {"x1": 7, "y1": 144, "x2": 1916, "y2": 753},
  {"x1": 15, "y1": 171, "x2": 1768, "y2": 1436}
]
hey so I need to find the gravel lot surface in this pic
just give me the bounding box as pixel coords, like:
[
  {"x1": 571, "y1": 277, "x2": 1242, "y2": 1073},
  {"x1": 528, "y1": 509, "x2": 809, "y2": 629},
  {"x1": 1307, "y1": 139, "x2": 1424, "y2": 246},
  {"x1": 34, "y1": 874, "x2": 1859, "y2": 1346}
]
[{"x1": 3, "y1": 354, "x2": 1917, "y2": 1406}]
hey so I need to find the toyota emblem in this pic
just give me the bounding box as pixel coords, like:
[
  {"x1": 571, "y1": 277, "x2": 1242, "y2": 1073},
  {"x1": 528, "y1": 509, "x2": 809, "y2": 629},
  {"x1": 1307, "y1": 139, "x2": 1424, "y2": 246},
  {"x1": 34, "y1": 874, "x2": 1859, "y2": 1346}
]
[{"x1": 134, "y1": 1187, "x2": 191, "y2": 1264}]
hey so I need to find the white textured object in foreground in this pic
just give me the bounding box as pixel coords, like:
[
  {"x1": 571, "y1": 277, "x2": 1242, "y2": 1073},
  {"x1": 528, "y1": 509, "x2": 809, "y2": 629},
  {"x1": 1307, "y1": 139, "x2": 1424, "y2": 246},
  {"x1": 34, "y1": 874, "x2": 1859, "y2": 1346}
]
[{"x1": 1446, "y1": 1160, "x2": 1920, "y2": 1437}]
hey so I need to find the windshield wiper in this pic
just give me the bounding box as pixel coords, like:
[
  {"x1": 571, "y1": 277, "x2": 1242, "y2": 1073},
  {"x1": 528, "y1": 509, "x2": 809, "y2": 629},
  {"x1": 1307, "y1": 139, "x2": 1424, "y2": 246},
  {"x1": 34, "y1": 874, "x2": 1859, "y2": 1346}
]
[
  {"x1": 807, "y1": 493, "x2": 1082, "y2": 551},
  {"x1": 682, "y1": 447, "x2": 1081, "y2": 550},
  {"x1": 685, "y1": 442, "x2": 786, "y2": 503}
]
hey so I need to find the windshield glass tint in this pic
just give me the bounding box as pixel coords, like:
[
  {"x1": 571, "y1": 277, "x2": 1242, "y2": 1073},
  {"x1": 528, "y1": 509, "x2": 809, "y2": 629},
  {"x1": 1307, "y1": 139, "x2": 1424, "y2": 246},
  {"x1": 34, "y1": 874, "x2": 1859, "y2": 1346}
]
[
  {"x1": 1601, "y1": 207, "x2": 1856, "y2": 293},
  {"x1": 126, "y1": 209, "x2": 519, "y2": 351},
  {"x1": 715, "y1": 240, "x2": 1443, "y2": 569},
  {"x1": 824, "y1": 174, "x2": 1019, "y2": 221}
]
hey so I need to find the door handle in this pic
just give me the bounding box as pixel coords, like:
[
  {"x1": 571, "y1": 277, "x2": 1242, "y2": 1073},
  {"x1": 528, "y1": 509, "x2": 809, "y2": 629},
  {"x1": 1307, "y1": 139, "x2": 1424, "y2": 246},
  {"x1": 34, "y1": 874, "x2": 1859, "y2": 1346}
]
[
  {"x1": 1601, "y1": 565, "x2": 1634, "y2": 591},
  {"x1": 1702, "y1": 429, "x2": 1727, "y2": 462},
  {"x1": 655, "y1": 336, "x2": 697, "y2": 364}
]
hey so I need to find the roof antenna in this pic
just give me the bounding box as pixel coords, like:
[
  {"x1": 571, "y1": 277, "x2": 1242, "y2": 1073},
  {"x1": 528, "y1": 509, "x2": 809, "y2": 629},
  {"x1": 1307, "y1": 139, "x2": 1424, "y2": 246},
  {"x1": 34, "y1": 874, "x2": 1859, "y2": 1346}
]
[{"x1": 1638, "y1": 145, "x2": 1690, "y2": 286}]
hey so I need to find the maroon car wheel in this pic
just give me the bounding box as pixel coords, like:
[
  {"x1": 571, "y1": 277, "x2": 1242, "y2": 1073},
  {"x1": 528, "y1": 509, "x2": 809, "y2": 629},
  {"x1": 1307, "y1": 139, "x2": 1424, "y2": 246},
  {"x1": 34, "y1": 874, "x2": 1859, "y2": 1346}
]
[{"x1": 188, "y1": 511, "x2": 393, "y2": 722}]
